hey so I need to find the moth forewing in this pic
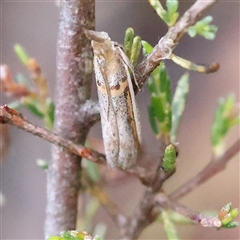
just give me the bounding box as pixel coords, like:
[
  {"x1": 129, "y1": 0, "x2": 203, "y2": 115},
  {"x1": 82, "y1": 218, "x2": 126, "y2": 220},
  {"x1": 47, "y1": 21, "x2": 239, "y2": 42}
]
[
  {"x1": 116, "y1": 46, "x2": 141, "y2": 143},
  {"x1": 88, "y1": 30, "x2": 141, "y2": 169}
]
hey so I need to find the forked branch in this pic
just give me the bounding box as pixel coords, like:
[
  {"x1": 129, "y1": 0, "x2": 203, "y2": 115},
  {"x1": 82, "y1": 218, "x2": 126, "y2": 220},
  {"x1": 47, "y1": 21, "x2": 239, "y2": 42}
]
[
  {"x1": 135, "y1": 0, "x2": 218, "y2": 89},
  {"x1": 0, "y1": 105, "x2": 154, "y2": 182},
  {"x1": 169, "y1": 139, "x2": 240, "y2": 200}
]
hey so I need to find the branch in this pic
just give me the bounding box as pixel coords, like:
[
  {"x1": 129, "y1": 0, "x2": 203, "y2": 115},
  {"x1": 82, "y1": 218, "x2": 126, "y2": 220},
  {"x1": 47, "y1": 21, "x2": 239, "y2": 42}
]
[
  {"x1": 121, "y1": 142, "x2": 169, "y2": 239},
  {"x1": 154, "y1": 193, "x2": 221, "y2": 228},
  {"x1": 0, "y1": 105, "x2": 155, "y2": 183},
  {"x1": 123, "y1": 136, "x2": 240, "y2": 239},
  {"x1": 122, "y1": 1, "x2": 220, "y2": 239},
  {"x1": 135, "y1": 0, "x2": 218, "y2": 89},
  {"x1": 78, "y1": 100, "x2": 100, "y2": 126},
  {"x1": 0, "y1": 105, "x2": 105, "y2": 164},
  {"x1": 44, "y1": 0, "x2": 95, "y2": 235},
  {"x1": 169, "y1": 138, "x2": 240, "y2": 200}
]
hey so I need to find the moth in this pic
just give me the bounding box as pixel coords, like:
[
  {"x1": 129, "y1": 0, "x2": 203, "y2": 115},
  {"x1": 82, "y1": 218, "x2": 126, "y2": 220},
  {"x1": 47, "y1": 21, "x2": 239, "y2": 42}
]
[{"x1": 85, "y1": 30, "x2": 141, "y2": 169}]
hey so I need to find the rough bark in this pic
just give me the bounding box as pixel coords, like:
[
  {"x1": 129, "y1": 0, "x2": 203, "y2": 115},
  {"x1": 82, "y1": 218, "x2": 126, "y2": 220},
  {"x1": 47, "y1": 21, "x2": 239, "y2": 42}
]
[{"x1": 45, "y1": 0, "x2": 95, "y2": 236}]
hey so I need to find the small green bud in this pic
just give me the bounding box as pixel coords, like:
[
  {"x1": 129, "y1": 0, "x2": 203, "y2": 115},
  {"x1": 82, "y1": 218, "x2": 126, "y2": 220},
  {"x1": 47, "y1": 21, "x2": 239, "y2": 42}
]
[
  {"x1": 130, "y1": 36, "x2": 142, "y2": 66},
  {"x1": 162, "y1": 144, "x2": 177, "y2": 172},
  {"x1": 124, "y1": 28, "x2": 134, "y2": 58},
  {"x1": 230, "y1": 208, "x2": 239, "y2": 219},
  {"x1": 221, "y1": 213, "x2": 232, "y2": 225}
]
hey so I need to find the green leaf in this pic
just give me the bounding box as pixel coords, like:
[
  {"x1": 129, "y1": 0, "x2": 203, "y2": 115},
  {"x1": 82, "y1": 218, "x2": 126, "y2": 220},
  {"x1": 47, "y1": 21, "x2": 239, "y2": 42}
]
[
  {"x1": 48, "y1": 236, "x2": 63, "y2": 240},
  {"x1": 211, "y1": 95, "x2": 240, "y2": 155},
  {"x1": 222, "y1": 221, "x2": 239, "y2": 229},
  {"x1": 82, "y1": 139, "x2": 100, "y2": 183},
  {"x1": 124, "y1": 28, "x2": 141, "y2": 65},
  {"x1": 23, "y1": 100, "x2": 44, "y2": 118},
  {"x1": 148, "y1": 105, "x2": 159, "y2": 135},
  {"x1": 166, "y1": 0, "x2": 178, "y2": 16},
  {"x1": 148, "y1": 0, "x2": 178, "y2": 26},
  {"x1": 124, "y1": 28, "x2": 134, "y2": 58},
  {"x1": 170, "y1": 73, "x2": 189, "y2": 143},
  {"x1": 147, "y1": 76, "x2": 155, "y2": 93},
  {"x1": 230, "y1": 208, "x2": 239, "y2": 219},
  {"x1": 218, "y1": 203, "x2": 239, "y2": 229},
  {"x1": 85, "y1": 160, "x2": 100, "y2": 182},
  {"x1": 187, "y1": 28, "x2": 197, "y2": 38},
  {"x1": 14, "y1": 44, "x2": 30, "y2": 66},
  {"x1": 130, "y1": 36, "x2": 142, "y2": 66},
  {"x1": 147, "y1": 63, "x2": 172, "y2": 137},
  {"x1": 161, "y1": 209, "x2": 179, "y2": 240},
  {"x1": 188, "y1": 16, "x2": 218, "y2": 40},
  {"x1": 201, "y1": 31, "x2": 216, "y2": 40},
  {"x1": 148, "y1": 0, "x2": 166, "y2": 20},
  {"x1": 166, "y1": 0, "x2": 179, "y2": 26},
  {"x1": 151, "y1": 96, "x2": 165, "y2": 122},
  {"x1": 142, "y1": 40, "x2": 153, "y2": 55},
  {"x1": 221, "y1": 214, "x2": 233, "y2": 225},
  {"x1": 46, "y1": 98, "x2": 55, "y2": 129},
  {"x1": 221, "y1": 202, "x2": 232, "y2": 213},
  {"x1": 48, "y1": 231, "x2": 87, "y2": 240},
  {"x1": 62, "y1": 231, "x2": 85, "y2": 240}
]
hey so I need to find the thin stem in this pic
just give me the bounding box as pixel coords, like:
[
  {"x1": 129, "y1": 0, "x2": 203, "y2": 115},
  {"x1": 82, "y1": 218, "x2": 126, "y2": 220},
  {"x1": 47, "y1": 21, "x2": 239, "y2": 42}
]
[
  {"x1": 169, "y1": 53, "x2": 219, "y2": 73},
  {"x1": 122, "y1": 1, "x2": 220, "y2": 238},
  {"x1": 0, "y1": 105, "x2": 154, "y2": 182},
  {"x1": 135, "y1": 0, "x2": 218, "y2": 90},
  {"x1": 154, "y1": 193, "x2": 221, "y2": 228},
  {"x1": 169, "y1": 139, "x2": 240, "y2": 200},
  {"x1": 121, "y1": 141, "x2": 168, "y2": 239},
  {"x1": 0, "y1": 105, "x2": 105, "y2": 164}
]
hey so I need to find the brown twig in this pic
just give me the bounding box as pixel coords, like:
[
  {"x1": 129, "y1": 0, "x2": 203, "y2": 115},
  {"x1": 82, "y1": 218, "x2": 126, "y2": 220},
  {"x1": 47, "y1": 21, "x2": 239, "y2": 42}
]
[
  {"x1": 121, "y1": 141, "x2": 169, "y2": 239},
  {"x1": 122, "y1": 1, "x2": 220, "y2": 239},
  {"x1": 0, "y1": 105, "x2": 154, "y2": 182},
  {"x1": 154, "y1": 192, "x2": 221, "y2": 228},
  {"x1": 0, "y1": 105, "x2": 105, "y2": 164},
  {"x1": 169, "y1": 138, "x2": 240, "y2": 200},
  {"x1": 142, "y1": 138, "x2": 240, "y2": 235},
  {"x1": 135, "y1": 0, "x2": 218, "y2": 90}
]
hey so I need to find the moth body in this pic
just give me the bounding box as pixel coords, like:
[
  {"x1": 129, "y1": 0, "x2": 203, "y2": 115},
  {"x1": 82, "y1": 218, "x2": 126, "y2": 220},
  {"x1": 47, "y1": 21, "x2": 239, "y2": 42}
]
[{"x1": 86, "y1": 30, "x2": 141, "y2": 169}]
